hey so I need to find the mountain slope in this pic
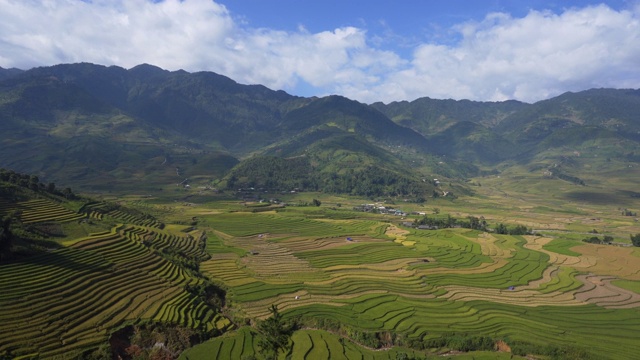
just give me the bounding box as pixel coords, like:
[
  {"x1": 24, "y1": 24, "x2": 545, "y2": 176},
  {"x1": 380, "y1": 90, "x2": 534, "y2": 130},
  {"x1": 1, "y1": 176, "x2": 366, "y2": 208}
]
[
  {"x1": 1, "y1": 63, "x2": 437, "y2": 194},
  {"x1": 20, "y1": 63, "x2": 307, "y2": 153},
  {"x1": 371, "y1": 97, "x2": 526, "y2": 163},
  {"x1": 372, "y1": 97, "x2": 527, "y2": 133},
  {"x1": 1, "y1": 62, "x2": 639, "y2": 197},
  {"x1": 0, "y1": 74, "x2": 239, "y2": 191},
  {"x1": 0, "y1": 67, "x2": 23, "y2": 81},
  {"x1": 224, "y1": 132, "x2": 435, "y2": 198},
  {"x1": 280, "y1": 95, "x2": 430, "y2": 151},
  {"x1": 497, "y1": 88, "x2": 640, "y2": 135}
]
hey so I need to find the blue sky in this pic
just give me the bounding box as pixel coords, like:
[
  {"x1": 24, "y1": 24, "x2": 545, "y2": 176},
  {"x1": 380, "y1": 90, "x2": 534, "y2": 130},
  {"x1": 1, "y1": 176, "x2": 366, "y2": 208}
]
[
  {"x1": 1, "y1": 0, "x2": 639, "y2": 103},
  {"x1": 224, "y1": 0, "x2": 633, "y2": 65}
]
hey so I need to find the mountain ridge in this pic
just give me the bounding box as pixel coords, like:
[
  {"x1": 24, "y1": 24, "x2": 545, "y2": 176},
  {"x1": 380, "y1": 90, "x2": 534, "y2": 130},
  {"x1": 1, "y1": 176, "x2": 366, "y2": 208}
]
[{"x1": 1, "y1": 62, "x2": 639, "y2": 197}]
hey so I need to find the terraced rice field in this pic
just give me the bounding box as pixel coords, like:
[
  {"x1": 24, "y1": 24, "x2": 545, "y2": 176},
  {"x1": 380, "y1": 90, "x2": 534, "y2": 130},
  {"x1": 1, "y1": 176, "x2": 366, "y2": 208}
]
[
  {"x1": 180, "y1": 327, "x2": 418, "y2": 360},
  {"x1": 0, "y1": 222, "x2": 231, "y2": 359},
  {"x1": 180, "y1": 327, "x2": 520, "y2": 360},
  {"x1": 81, "y1": 201, "x2": 164, "y2": 228},
  {"x1": 4, "y1": 195, "x2": 640, "y2": 359},
  {"x1": 0, "y1": 198, "x2": 85, "y2": 223},
  {"x1": 194, "y1": 209, "x2": 640, "y2": 359}
]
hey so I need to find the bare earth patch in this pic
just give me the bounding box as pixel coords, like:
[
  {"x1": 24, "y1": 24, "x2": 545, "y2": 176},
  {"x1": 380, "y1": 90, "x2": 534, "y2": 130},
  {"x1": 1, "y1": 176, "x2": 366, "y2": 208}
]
[{"x1": 574, "y1": 274, "x2": 640, "y2": 308}]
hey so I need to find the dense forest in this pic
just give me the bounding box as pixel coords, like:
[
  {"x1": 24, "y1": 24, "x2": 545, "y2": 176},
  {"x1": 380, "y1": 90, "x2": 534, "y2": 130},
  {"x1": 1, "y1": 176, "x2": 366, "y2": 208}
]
[{"x1": 223, "y1": 156, "x2": 433, "y2": 198}]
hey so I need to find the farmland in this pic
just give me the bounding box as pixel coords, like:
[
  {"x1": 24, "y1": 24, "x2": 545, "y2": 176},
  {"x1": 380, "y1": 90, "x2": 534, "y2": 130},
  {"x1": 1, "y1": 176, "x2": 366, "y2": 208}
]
[
  {"x1": 176, "y1": 180, "x2": 640, "y2": 359},
  {"x1": 0, "y1": 192, "x2": 232, "y2": 359},
  {"x1": 2, "y1": 173, "x2": 640, "y2": 359}
]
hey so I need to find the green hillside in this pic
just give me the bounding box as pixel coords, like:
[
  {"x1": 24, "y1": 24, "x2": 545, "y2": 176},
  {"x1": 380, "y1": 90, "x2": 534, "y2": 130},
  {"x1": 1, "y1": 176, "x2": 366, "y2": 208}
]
[
  {"x1": 224, "y1": 139, "x2": 434, "y2": 198},
  {"x1": 0, "y1": 169, "x2": 232, "y2": 359},
  {"x1": 1, "y1": 62, "x2": 640, "y2": 207},
  {"x1": 372, "y1": 97, "x2": 526, "y2": 132},
  {"x1": 0, "y1": 64, "x2": 437, "y2": 196}
]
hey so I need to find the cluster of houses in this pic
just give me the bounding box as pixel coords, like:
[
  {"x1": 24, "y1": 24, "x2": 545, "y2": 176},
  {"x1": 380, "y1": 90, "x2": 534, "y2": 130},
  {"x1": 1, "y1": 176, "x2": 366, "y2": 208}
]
[{"x1": 352, "y1": 204, "x2": 407, "y2": 216}]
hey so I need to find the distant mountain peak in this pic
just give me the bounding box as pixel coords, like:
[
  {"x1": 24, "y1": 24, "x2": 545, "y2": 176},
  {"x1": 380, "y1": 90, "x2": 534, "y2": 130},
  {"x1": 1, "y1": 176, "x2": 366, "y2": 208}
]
[{"x1": 128, "y1": 63, "x2": 169, "y2": 78}]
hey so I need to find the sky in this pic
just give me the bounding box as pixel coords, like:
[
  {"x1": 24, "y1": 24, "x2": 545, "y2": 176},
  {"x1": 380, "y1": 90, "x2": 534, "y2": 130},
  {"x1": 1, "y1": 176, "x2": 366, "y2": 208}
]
[{"x1": 1, "y1": 0, "x2": 639, "y2": 104}]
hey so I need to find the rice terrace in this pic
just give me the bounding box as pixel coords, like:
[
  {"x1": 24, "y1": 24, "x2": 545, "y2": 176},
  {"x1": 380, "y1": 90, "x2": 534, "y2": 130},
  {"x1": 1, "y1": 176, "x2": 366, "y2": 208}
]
[{"x1": 2, "y1": 163, "x2": 640, "y2": 359}]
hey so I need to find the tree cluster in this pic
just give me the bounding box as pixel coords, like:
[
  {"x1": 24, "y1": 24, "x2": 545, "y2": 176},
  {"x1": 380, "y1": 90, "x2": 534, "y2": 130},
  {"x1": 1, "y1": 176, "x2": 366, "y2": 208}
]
[
  {"x1": 413, "y1": 215, "x2": 533, "y2": 235},
  {"x1": 551, "y1": 169, "x2": 585, "y2": 186},
  {"x1": 412, "y1": 333, "x2": 496, "y2": 352},
  {"x1": 508, "y1": 340, "x2": 593, "y2": 360},
  {"x1": 415, "y1": 215, "x2": 489, "y2": 231},
  {"x1": 494, "y1": 223, "x2": 532, "y2": 235},
  {"x1": 414, "y1": 214, "x2": 458, "y2": 229},
  {"x1": 0, "y1": 168, "x2": 76, "y2": 199},
  {"x1": 0, "y1": 215, "x2": 14, "y2": 263},
  {"x1": 184, "y1": 281, "x2": 226, "y2": 309},
  {"x1": 582, "y1": 235, "x2": 613, "y2": 244},
  {"x1": 257, "y1": 305, "x2": 294, "y2": 359},
  {"x1": 109, "y1": 322, "x2": 212, "y2": 360},
  {"x1": 225, "y1": 156, "x2": 314, "y2": 192},
  {"x1": 621, "y1": 208, "x2": 637, "y2": 216},
  {"x1": 631, "y1": 233, "x2": 640, "y2": 247},
  {"x1": 320, "y1": 166, "x2": 430, "y2": 198},
  {"x1": 224, "y1": 157, "x2": 433, "y2": 198}
]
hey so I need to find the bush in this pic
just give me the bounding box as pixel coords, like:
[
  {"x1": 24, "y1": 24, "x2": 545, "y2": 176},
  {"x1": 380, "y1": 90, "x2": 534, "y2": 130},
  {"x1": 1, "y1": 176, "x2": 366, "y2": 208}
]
[{"x1": 631, "y1": 233, "x2": 640, "y2": 247}]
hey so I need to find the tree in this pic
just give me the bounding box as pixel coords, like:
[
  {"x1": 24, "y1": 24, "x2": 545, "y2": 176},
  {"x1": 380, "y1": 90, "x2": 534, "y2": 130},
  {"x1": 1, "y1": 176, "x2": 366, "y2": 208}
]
[
  {"x1": 631, "y1": 233, "x2": 640, "y2": 247},
  {"x1": 257, "y1": 305, "x2": 293, "y2": 359},
  {"x1": 61, "y1": 187, "x2": 76, "y2": 199},
  {"x1": 0, "y1": 215, "x2": 14, "y2": 262}
]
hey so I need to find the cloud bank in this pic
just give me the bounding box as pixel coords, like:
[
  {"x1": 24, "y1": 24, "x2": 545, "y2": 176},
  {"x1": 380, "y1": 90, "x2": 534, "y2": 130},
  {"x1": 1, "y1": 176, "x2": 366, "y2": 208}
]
[{"x1": 1, "y1": 0, "x2": 639, "y2": 103}]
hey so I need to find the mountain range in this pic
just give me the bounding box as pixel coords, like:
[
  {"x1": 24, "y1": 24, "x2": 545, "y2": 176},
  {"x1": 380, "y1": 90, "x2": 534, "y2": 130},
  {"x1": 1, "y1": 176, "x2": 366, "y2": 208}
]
[{"x1": 1, "y1": 63, "x2": 639, "y2": 197}]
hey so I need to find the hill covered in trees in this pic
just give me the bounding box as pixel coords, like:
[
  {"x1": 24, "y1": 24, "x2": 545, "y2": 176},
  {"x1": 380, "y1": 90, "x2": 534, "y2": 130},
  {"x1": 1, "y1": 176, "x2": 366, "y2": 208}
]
[{"x1": 0, "y1": 63, "x2": 639, "y2": 199}]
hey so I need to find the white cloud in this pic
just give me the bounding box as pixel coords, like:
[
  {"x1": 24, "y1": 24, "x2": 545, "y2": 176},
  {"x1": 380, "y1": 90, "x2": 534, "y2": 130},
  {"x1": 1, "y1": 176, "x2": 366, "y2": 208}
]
[
  {"x1": 367, "y1": 4, "x2": 640, "y2": 103},
  {"x1": 0, "y1": 1, "x2": 639, "y2": 103}
]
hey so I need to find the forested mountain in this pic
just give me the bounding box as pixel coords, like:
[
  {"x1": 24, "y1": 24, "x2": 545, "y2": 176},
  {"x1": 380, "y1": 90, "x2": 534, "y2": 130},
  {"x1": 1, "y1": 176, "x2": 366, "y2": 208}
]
[
  {"x1": 0, "y1": 62, "x2": 639, "y2": 196},
  {"x1": 0, "y1": 67, "x2": 23, "y2": 81},
  {"x1": 371, "y1": 97, "x2": 527, "y2": 132}
]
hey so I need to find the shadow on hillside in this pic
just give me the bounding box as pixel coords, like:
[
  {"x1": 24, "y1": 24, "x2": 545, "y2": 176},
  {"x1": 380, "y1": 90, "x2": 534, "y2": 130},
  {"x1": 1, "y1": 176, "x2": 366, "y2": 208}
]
[
  {"x1": 563, "y1": 190, "x2": 636, "y2": 206},
  {"x1": 5, "y1": 247, "x2": 111, "y2": 273}
]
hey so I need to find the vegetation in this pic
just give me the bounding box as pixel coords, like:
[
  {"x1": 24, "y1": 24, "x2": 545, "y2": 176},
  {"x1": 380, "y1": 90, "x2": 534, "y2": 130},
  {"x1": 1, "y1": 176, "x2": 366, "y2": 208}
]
[
  {"x1": 583, "y1": 235, "x2": 614, "y2": 244},
  {"x1": 2, "y1": 163, "x2": 640, "y2": 359},
  {"x1": 0, "y1": 168, "x2": 76, "y2": 199},
  {"x1": 111, "y1": 322, "x2": 213, "y2": 360},
  {"x1": 2, "y1": 63, "x2": 640, "y2": 359},
  {"x1": 631, "y1": 233, "x2": 640, "y2": 247},
  {"x1": 0, "y1": 176, "x2": 233, "y2": 359},
  {"x1": 412, "y1": 215, "x2": 532, "y2": 235},
  {"x1": 494, "y1": 223, "x2": 531, "y2": 235},
  {"x1": 256, "y1": 305, "x2": 294, "y2": 359},
  {"x1": 223, "y1": 150, "x2": 434, "y2": 199}
]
